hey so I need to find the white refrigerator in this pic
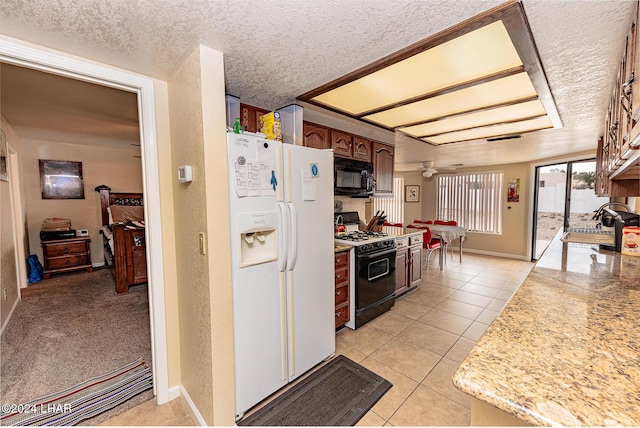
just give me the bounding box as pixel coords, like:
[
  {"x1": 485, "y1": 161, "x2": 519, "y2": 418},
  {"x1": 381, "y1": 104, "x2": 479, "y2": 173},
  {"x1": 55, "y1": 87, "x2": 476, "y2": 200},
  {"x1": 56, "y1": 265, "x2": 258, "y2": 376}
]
[{"x1": 226, "y1": 132, "x2": 335, "y2": 419}]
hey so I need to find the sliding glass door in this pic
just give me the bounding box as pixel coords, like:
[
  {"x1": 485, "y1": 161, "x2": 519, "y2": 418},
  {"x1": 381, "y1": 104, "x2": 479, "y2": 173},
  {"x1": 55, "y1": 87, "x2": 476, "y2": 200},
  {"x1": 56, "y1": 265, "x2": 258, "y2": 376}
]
[
  {"x1": 531, "y1": 160, "x2": 608, "y2": 260},
  {"x1": 532, "y1": 163, "x2": 567, "y2": 259}
]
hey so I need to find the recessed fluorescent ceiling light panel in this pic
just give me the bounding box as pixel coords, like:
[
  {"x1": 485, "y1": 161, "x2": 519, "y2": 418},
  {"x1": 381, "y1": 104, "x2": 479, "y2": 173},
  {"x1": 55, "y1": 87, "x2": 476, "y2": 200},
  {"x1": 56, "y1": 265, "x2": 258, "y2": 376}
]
[{"x1": 298, "y1": 0, "x2": 561, "y2": 146}]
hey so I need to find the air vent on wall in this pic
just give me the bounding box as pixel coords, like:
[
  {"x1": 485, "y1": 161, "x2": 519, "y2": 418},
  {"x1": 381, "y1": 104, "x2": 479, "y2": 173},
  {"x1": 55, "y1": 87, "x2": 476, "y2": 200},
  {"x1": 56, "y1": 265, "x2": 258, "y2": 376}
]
[{"x1": 486, "y1": 134, "x2": 521, "y2": 142}]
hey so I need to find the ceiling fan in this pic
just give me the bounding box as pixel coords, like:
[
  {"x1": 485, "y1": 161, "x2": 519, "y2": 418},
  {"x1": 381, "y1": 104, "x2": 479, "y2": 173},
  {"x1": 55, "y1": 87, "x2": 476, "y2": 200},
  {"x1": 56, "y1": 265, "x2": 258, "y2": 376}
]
[{"x1": 419, "y1": 161, "x2": 439, "y2": 178}]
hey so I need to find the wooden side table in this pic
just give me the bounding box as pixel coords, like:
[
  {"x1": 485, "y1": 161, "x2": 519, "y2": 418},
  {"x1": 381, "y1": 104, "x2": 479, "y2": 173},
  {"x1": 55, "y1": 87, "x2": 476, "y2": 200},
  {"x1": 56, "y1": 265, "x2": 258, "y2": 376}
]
[{"x1": 41, "y1": 236, "x2": 93, "y2": 279}]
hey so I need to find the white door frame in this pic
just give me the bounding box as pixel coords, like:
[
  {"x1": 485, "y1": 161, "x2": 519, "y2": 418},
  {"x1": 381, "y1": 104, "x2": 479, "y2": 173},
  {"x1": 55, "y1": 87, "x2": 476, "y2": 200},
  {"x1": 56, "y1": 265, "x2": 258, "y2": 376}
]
[
  {"x1": 0, "y1": 36, "x2": 170, "y2": 404},
  {"x1": 8, "y1": 145, "x2": 28, "y2": 292}
]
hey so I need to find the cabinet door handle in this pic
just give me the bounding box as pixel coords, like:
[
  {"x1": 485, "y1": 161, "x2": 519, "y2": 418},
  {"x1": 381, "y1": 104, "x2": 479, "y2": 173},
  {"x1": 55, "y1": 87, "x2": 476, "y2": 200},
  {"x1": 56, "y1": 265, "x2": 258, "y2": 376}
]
[
  {"x1": 65, "y1": 260, "x2": 71, "y2": 265},
  {"x1": 64, "y1": 248, "x2": 70, "y2": 254},
  {"x1": 335, "y1": 312, "x2": 340, "y2": 318},
  {"x1": 335, "y1": 273, "x2": 341, "y2": 280},
  {"x1": 336, "y1": 290, "x2": 342, "y2": 296}
]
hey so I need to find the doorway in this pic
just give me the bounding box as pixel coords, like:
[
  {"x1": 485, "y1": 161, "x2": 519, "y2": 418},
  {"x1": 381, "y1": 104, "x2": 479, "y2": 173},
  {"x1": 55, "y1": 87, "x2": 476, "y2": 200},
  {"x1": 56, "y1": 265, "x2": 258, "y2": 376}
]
[
  {"x1": 0, "y1": 38, "x2": 169, "y2": 402},
  {"x1": 531, "y1": 159, "x2": 609, "y2": 259}
]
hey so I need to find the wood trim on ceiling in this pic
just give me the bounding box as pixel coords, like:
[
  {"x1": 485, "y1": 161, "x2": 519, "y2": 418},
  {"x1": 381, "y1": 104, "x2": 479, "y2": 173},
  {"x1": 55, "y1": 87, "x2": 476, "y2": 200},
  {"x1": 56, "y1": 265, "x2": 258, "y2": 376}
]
[
  {"x1": 297, "y1": 0, "x2": 562, "y2": 139},
  {"x1": 297, "y1": 0, "x2": 520, "y2": 102}
]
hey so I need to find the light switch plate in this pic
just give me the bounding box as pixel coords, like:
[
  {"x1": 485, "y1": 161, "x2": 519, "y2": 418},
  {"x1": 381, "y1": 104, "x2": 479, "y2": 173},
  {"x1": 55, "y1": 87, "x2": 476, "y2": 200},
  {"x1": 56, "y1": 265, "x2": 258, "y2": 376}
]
[{"x1": 198, "y1": 232, "x2": 206, "y2": 255}]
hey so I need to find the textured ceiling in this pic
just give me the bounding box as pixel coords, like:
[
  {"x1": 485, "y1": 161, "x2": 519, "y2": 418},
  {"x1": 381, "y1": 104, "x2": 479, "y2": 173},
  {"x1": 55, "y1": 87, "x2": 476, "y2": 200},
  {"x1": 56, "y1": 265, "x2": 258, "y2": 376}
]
[{"x1": 0, "y1": 0, "x2": 636, "y2": 170}]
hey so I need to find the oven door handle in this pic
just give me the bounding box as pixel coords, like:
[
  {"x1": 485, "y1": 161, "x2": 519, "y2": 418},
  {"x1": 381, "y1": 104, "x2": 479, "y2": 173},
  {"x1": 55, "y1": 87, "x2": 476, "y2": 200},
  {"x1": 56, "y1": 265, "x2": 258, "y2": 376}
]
[{"x1": 356, "y1": 248, "x2": 396, "y2": 260}]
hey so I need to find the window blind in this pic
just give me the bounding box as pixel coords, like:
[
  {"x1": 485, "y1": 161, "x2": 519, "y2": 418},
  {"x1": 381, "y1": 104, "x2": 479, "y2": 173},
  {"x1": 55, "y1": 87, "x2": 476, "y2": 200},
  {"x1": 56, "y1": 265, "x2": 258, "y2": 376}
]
[
  {"x1": 372, "y1": 177, "x2": 404, "y2": 223},
  {"x1": 437, "y1": 172, "x2": 503, "y2": 234}
]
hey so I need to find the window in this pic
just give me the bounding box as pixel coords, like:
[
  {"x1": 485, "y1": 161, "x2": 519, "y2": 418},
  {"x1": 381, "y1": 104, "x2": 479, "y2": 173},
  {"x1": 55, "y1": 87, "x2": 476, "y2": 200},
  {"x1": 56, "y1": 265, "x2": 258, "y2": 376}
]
[
  {"x1": 372, "y1": 177, "x2": 404, "y2": 223},
  {"x1": 437, "y1": 171, "x2": 503, "y2": 234}
]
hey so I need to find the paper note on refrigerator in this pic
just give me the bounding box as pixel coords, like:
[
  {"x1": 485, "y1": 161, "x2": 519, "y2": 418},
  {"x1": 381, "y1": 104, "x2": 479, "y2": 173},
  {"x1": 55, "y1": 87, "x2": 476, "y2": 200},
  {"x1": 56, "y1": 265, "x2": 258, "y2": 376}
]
[
  {"x1": 301, "y1": 169, "x2": 317, "y2": 201},
  {"x1": 247, "y1": 161, "x2": 262, "y2": 197},
  {"x1": 256, "y1": 143, "x2": 270, "y2": 163},
  {"x1": 234, "y1": 161, "x2": 249, "y2": 197}
]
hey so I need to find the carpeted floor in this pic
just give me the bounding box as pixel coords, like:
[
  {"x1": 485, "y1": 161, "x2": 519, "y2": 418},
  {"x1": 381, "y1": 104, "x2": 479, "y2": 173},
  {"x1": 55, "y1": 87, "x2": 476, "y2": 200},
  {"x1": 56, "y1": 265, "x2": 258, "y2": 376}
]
[{"x1": 0, "y1": 267, "x2": 153, "y2": 425}]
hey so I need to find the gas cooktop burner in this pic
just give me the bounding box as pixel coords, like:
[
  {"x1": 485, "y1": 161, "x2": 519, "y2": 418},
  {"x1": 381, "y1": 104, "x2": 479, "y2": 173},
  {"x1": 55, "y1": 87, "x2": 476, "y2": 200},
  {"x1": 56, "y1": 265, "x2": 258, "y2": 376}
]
[{"x1": 334, "y1": 231, "x2": 389, "y2": 241}]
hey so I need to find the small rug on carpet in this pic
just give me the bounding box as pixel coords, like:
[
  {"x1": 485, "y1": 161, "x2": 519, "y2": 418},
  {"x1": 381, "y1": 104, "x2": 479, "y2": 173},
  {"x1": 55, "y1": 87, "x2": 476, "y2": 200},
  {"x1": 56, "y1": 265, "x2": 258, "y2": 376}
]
[
  {"x1": 0, "y1": 358, "x2": 152, "y2": 426},
  {"x1": 238, "y1": 355, "x2": 392, "y2": 426}
]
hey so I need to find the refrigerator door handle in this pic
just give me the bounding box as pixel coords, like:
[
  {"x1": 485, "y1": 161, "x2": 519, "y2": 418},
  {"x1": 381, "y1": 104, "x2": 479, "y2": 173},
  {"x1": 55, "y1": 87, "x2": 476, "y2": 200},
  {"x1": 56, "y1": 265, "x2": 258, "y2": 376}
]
[
  {"x1": 287, "y1": 202, "x2": 298, "y2": 270},
  {"x1": 279, "y1": 271, "x2": 288, "y2": 381},
  {"x1": 287, "y1": 270, "x2": 295, "y2": 379},
  {"x1": 278, "y1": 202, "x2": 288, "y2": 272}
]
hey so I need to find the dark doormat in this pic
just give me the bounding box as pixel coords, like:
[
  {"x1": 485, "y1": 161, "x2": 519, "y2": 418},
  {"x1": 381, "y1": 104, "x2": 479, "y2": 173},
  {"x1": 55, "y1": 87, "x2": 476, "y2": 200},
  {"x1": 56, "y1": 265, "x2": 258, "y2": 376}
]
[{"x1": 238, "y1": 355, "x2": 392, "y2": 426}]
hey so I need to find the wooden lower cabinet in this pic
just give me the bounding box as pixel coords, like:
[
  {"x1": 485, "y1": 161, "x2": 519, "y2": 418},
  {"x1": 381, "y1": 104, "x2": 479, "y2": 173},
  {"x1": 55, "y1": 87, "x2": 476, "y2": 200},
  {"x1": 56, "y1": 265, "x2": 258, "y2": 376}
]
[
  {"x1": 334, "y1": 250, "x2": 350, "y2": 328},
  {"x1": 395, "y1": 245, "x2": 408, "y2": 295},
  {"x1": 409, "y1": 243, "x2": 423, "y2": 287},
  {"x1": 41, "y1": 237, "x2": 93, "y2": 279},
  {"x1": 396, "y1": 234, "x2": 423, "y2": 297}
]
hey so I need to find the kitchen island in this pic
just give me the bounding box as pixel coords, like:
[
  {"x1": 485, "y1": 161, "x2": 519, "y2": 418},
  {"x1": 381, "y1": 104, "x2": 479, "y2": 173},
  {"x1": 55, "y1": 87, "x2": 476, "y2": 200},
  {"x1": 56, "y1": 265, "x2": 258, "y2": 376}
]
[{"x1": 453, "y1": 230, "x2": 640, "y2": 426}]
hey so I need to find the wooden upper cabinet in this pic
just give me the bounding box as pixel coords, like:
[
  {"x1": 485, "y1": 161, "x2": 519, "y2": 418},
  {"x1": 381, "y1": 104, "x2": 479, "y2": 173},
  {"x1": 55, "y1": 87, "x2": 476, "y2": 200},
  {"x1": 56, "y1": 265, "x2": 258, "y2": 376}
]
[
  {"x1": 331, "y1": 130, "x2": 353, "y2": 158},
  {"x1": 240, "y1": 103, "x2": 269, "y2": 133},
  {"x1": 303, "y1": 122, "x2": 331, "y2": 150},
  {"x1": 597, "y1": 4, "x2": 640, "y2": 197},
  {"x1": 595, "y1": 137, "x2": 608, "y2": 197},
  {"x1": 353, "y1": 136, "x2": 373, "y2": 162},
  {"x1": 628, "y1": 3, "x2": 640, "y2": 149},
  {"x1": 373, "y1": 142, "x2": 394, "y2": 195}
]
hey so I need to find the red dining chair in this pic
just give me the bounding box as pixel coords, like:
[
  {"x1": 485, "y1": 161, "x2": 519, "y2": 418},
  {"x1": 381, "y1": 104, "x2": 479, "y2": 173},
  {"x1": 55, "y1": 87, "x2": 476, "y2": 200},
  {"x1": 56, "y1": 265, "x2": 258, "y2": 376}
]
[
  {"x1": 383, "y1": 221, "x2": 404, "y2": 227},
  {"x1": 422, "y1": 226, "x2": 442, "y2": 269},
  {"x1": 413, "y1": 219, "x2": 433, "y2": 224},
  {"x1": 433, "y1": 220, "x2": 457, "y2": 259}
]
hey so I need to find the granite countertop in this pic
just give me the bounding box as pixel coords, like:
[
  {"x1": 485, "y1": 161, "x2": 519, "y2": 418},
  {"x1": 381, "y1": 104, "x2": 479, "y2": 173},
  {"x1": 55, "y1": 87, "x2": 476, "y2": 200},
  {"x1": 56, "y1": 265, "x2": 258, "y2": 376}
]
[
  {"x1": 453, "y1": 230, "x2": 640, "y2": 426},
  {"x1": 334, "y1": 243, "x2": 353, "y2": 253}
]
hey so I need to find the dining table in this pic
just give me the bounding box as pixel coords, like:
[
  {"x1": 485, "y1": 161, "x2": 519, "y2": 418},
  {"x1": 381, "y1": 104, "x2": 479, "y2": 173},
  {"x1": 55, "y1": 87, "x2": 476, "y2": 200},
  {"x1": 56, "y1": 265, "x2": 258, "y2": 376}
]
[{"x1": 414, "y1": 223, "x2": 467, "y2": 263}]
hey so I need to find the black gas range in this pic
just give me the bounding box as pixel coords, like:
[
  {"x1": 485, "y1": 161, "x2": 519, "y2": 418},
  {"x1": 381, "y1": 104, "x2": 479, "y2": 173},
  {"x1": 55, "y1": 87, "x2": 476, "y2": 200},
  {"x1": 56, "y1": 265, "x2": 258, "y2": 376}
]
[{"x1": 334, "y1": 213, "x2": 397, "y2": 328}]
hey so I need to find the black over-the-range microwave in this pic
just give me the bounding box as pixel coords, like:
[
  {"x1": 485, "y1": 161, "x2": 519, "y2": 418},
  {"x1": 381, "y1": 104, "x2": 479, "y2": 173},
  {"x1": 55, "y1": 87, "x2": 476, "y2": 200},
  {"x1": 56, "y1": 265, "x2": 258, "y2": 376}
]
[{"x1": 334, "y1": 157, "x2": 374, "y2": 197}]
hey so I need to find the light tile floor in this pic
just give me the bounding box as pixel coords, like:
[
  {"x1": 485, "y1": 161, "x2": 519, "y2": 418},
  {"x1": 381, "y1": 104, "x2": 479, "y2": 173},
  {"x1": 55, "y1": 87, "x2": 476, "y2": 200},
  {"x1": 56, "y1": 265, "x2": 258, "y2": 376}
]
[
  {"x1": 343, "y1": 252, "x2": 534, "y2": 426},
  {"x1": 101, "y1": 252, "x2": 533, "y2": 426}
]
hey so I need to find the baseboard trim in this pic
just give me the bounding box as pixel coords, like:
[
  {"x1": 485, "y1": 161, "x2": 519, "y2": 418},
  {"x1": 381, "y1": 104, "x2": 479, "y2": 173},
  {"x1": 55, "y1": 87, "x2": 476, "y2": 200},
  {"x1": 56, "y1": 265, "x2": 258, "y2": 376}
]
[
  {"x1": 180, "y1": 385, "x2": 207, "y2": 426},
  {"x1": 0, "y1": 296, "x2": 20, "y2": 336},
  {"x1": 168, "y1": 385, "x2": 181, "y2": 401},
  {"x1": 460, "y1": 248, "x2": 530, "y2": 261}
]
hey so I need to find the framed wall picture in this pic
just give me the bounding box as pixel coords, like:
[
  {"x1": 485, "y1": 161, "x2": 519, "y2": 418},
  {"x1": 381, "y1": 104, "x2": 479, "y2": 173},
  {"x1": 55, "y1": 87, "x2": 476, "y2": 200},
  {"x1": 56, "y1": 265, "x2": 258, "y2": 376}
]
[
  {"x1": 0, "y1": 130, "x2": 7, "y2": 182},
  {"x1": 405, "y1": 185, "x2": 420, "y2": 202},
  {"x1": 507, "y1": 178, "x2": 520, "y2": 202},
  {"x1": 39, "y1": 159, "x2": 85, "y2": 199}
]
